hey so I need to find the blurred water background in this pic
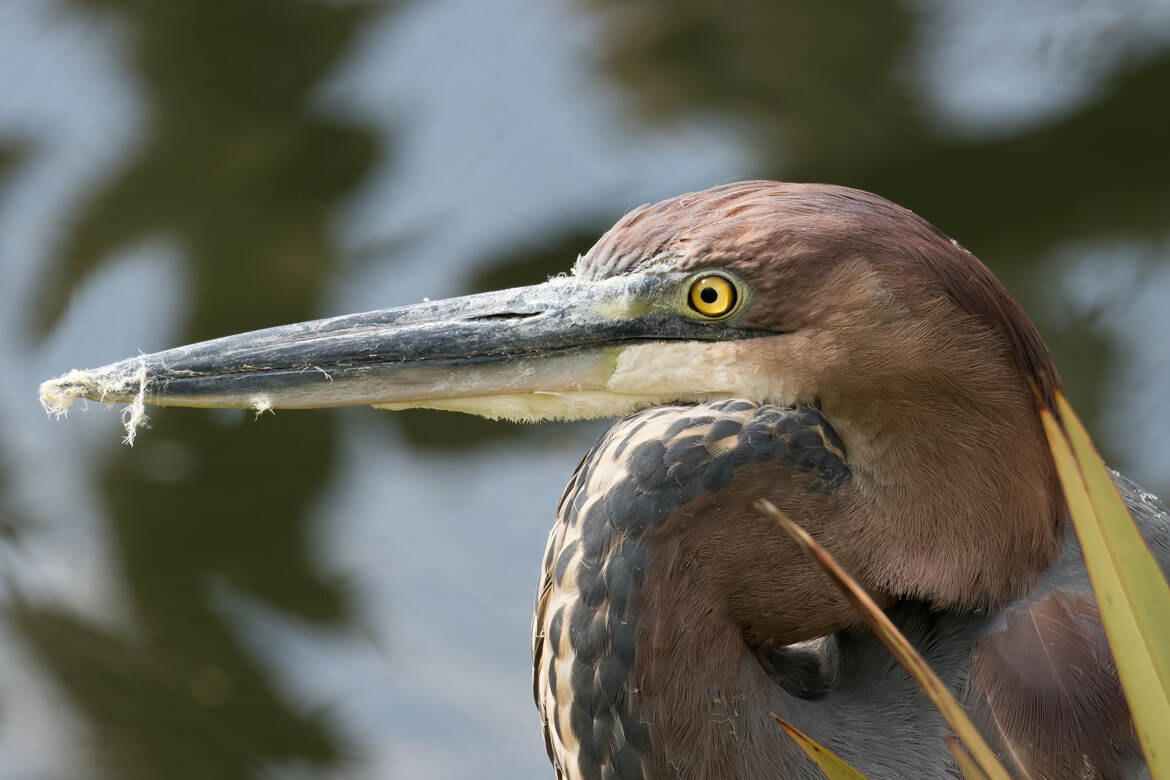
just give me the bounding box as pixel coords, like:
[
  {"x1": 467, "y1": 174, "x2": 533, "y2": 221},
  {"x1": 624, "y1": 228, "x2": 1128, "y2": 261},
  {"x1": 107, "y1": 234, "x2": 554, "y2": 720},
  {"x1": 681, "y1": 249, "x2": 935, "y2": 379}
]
[{"x1": 1, "y1": 1, "x2": 1169, "y2": 778}]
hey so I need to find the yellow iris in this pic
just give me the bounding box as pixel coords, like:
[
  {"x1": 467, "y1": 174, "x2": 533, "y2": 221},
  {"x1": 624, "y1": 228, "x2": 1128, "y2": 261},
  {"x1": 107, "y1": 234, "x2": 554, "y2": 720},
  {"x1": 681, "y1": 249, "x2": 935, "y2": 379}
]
[{"x1": 689, "y1": 275, "x2": 737, "y2": 318}]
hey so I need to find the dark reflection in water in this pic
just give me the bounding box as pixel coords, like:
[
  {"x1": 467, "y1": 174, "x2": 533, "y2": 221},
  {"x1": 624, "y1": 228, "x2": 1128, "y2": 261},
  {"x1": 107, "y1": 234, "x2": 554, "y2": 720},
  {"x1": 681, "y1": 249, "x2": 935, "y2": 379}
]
[
  {"x1": 0, "y1": 143, "x2": 27, "y2": 604},
  {"x1": 1, "y1": 0, "x2": 1168, "y2": 778},
  {"x1": 17, "y1": 1, "x2": 384, "y2": 777},
  {"x1": 0, "y1": 143, "x2": 23, "y2": 179}
]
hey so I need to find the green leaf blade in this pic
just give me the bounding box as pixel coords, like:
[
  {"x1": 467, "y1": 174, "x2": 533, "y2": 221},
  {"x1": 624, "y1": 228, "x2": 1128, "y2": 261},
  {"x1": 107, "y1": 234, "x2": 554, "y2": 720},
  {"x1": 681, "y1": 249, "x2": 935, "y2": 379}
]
[
  {"x1": 775, "y1": 717, "x2": 871, "y2": 780},
  {"x1": 1042, "y1": 397, "x2": 1170, "y2": 777}
]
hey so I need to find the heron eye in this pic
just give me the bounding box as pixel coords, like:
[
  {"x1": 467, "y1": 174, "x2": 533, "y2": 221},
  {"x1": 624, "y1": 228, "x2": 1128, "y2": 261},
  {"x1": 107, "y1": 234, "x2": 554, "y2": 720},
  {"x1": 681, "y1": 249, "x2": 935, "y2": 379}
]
[{"x1": 688, "y1": 275, "x2": 737, "y2": 318}]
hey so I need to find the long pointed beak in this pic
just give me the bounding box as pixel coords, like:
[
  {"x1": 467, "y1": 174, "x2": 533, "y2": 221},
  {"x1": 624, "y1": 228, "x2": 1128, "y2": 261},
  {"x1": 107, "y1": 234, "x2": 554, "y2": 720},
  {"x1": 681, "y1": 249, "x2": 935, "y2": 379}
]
[{"x1": 40, "y1": 272, "x2": 762, "y2": 425}]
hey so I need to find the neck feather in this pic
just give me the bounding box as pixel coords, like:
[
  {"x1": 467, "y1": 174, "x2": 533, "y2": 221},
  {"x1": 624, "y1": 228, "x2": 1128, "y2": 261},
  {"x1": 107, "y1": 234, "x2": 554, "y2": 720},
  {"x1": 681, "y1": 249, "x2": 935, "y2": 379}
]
[
  {"x1": 533, "y1": 402, "x2": 989, "y2": 778},
  {"x1": 776, "y1": 291, "x2": 1064, "y2": 610}
]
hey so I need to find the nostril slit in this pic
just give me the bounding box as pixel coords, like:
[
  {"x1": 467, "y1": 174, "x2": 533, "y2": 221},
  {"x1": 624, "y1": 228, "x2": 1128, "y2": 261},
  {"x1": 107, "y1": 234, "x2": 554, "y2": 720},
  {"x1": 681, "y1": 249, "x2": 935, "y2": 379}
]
[{"x1": 465, "y1": 311, "x2": 543, "y2": 321}]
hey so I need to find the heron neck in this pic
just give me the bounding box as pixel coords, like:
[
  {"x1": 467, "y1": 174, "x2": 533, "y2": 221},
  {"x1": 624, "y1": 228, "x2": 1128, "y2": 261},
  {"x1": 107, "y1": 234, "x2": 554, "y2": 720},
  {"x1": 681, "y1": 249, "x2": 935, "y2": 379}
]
[
  {"x1": 538, "y1": 462, "x2": 978, "y2": 779},
  {"x1": 821, "y1": 376, "x2": 1062, "y2": 609},
  {"x1": 535, "y1": 402, "x2": 882, "y2": 777},
  {"x1": 630, "y1": 531, "x2": 822, "y2": 778}
]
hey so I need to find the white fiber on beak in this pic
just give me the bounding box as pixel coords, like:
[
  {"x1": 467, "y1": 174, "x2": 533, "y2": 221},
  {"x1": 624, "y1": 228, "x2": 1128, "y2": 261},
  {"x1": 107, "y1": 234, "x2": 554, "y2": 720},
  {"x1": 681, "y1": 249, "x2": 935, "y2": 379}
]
[
  {"x1": 39, "y1": 355, "x2": 151, "y2": 446},
  {"x1": 250, "y1": 394, "x2": 274, "y2": 419}
]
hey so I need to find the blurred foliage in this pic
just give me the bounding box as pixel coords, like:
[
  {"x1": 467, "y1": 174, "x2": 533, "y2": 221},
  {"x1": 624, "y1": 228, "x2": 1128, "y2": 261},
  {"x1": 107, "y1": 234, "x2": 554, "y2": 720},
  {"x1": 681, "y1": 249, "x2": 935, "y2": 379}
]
[{"x1": 19, "y1": 1, "x2": 392, "y2": 777}]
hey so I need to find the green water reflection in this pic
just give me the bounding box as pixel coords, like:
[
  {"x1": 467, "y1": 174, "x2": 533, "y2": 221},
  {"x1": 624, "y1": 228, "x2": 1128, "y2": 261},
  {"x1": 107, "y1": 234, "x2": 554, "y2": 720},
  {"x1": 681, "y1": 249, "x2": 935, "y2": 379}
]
[{"x1": 18, "y1": 1, "x2": 381, "y2": 777}]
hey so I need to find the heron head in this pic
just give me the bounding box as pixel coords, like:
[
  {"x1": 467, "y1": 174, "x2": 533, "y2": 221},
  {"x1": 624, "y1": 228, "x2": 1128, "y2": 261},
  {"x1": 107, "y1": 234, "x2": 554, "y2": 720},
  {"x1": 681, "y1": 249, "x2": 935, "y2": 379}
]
[
  {"x1": 575, "y1": 182, "x2": 1061, "y2": 425},
  {"x1": 42, "y1": 181, "x2": 1056, "y2": 424},
  {"x1": 41, "y1": 181, "x2": 1064, "y2": 607}
]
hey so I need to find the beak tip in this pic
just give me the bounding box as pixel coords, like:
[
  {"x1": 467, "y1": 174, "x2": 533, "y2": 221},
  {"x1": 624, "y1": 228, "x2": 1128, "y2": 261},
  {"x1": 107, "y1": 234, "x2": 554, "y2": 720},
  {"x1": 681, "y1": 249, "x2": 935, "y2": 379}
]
[
  {"x1": 39, "y1": 371, "x2": 88, "y2": 417},
  {"x1": 39, "y1": 357, "x2": 149, "y2": 417}
]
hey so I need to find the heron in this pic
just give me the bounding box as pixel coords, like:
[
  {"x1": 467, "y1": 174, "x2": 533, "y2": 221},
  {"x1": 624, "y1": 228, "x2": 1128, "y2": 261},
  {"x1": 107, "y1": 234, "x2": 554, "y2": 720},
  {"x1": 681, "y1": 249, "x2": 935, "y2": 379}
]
[{"x1": 42, "y1": 181, "x2": 1169, "y2": 779}]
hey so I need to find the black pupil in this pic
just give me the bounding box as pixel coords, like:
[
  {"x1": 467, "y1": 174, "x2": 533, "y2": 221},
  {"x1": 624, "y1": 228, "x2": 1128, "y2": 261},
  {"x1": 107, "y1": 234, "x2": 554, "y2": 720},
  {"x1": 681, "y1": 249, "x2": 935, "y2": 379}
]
[{"x1": 700, "y1": 286, "x2": 719, "y2": 304}]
